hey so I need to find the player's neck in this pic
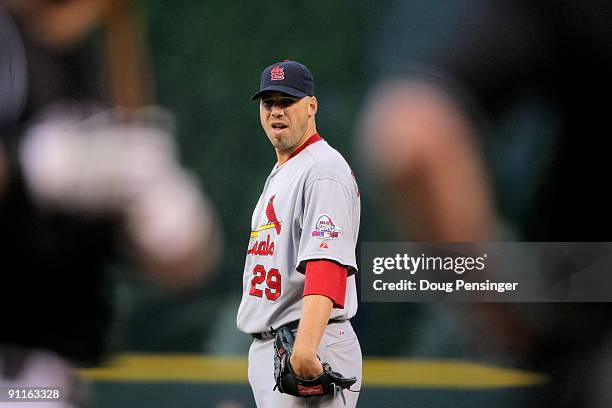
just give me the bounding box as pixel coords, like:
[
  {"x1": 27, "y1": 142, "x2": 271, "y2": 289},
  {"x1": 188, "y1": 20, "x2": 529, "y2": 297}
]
[{"x1": 276, "y1": 125, "x2": 318, "y2": 166}]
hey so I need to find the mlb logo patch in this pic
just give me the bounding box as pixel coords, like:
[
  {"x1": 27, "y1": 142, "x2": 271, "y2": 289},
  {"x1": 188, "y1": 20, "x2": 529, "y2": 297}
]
[
  {"x1": 271, "y1": 66, "x2": 285, "y2": 81},
  {"x1": 311, "y1": 215, "x2": 342, "y2": 239}
]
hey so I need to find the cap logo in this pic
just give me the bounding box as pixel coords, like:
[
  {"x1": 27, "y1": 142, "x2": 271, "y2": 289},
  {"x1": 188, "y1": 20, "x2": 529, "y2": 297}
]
[{"x1": 270, "y1": 66, "x2": 285, "y2": 81}]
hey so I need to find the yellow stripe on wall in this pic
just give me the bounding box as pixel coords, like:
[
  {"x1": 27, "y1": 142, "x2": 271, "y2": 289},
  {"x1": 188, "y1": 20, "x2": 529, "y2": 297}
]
[
  {"x1": 77, "y1": 354, "x2": 547, "y2": 388},
  {"x1": 78, "y1": 354, "x2": 247, "y2": 383},
  {"x1": 363, "y1": 358, "x2": 546, "y2": 388}
]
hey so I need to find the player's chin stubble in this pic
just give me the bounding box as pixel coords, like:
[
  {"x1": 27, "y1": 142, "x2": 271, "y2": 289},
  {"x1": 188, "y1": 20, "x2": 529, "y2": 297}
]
[{"x1": 267, "y1": 130, "x2": 293, "y2": 151}]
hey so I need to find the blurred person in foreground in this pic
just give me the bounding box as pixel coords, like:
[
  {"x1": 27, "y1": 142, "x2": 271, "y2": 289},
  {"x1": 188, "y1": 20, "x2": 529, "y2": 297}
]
[
  {"x1": 357, "y1": 73, "x2": 495, "y2": 243},
  {"x1": 356, "y1": 69, "x2": 524, "y2": 361},
  {"x1": 0, "y1": 0, "x2": 218, "y2": 406},
  {"x1": 358, "y1": 1, "x2": 612, "y2": 407}
]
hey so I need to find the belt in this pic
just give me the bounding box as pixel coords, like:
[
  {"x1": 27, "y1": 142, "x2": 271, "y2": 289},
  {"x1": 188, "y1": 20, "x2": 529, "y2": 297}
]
[{"x1": 251, "y1": 318, "x2": 347, "y2": 340}]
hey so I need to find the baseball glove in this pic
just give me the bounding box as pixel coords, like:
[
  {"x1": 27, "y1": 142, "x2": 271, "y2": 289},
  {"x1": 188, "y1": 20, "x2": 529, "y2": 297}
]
[{"x1": 273, "y1": 326, "x2": 357, "y2": 403}]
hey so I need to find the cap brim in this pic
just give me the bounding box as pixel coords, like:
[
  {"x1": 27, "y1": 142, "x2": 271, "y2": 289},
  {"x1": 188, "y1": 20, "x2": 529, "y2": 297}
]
[{"x1": 251, "y1": 85, "x2": 308, "y2": 100}]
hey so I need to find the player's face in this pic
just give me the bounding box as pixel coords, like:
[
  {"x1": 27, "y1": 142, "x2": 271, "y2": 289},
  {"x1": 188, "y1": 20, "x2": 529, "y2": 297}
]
[{"x1": 260, "y1": 92, "x2": 317, "y2": 155}]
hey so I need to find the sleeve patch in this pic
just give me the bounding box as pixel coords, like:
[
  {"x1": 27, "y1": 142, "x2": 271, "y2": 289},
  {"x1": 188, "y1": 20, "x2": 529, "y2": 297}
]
[{"x1": 311, "y1": 214, "x2": 342, "y2": 240}]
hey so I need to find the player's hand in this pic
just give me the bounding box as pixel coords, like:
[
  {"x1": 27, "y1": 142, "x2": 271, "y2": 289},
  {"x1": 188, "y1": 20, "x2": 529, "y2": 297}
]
[
  {"x1": 289, "y1": 351, "x2": 323, "y2": 379},
  {"x1": 274, "y1": 326, "x2": 357, "y2": 398}
]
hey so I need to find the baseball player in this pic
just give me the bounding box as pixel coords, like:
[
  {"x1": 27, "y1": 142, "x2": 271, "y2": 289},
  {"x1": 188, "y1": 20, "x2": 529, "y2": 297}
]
[{"x1": 236, "y1": 60, "x2": 361, "y2": 407}]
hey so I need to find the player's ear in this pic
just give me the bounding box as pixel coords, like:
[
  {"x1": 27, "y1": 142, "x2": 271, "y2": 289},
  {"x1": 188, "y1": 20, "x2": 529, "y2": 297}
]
[{"x1": 308, "y1": 96, "x2": 318, "y2": 116}]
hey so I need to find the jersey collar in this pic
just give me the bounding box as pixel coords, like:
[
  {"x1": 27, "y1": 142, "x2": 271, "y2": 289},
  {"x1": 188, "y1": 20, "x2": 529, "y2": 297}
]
[{"x1": 286, "y1": 133, "x2": 323, "y2": 162}]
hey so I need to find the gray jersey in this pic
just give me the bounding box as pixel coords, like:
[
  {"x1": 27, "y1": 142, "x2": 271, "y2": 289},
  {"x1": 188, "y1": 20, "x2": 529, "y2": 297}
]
[{"x1": 237, "y1": 137, "x2": 360, "y2": 334}]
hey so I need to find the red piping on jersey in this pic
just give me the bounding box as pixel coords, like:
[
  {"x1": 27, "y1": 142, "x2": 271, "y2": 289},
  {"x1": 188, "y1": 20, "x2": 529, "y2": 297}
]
[
  {"x1": 287, "y1": 133, "x2": 323, "y2": 162},
  {"x1": 303, "y1": 259, "x2": 347, "y2": 308}
]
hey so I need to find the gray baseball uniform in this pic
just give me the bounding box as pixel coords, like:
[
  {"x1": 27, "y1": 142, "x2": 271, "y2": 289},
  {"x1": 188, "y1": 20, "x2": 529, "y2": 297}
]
[{"x1": 237, "y1": 135, "x2": 361, "y2": 407}]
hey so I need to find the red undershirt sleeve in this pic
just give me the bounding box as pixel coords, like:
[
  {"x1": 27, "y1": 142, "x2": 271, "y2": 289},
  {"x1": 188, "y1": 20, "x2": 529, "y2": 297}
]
[{"x1": 303, "y1": 259, "x2": 348, "y2": 308}]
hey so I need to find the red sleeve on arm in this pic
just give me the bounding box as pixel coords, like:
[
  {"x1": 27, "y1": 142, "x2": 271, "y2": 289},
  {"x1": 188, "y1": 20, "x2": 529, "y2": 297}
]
[{"x1": 303, "y1": 260, "x2": 348, "y2": 308}]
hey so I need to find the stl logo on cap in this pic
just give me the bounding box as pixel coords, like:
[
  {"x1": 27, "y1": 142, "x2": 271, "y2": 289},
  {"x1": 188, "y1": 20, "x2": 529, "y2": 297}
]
[{"x1": 270, "y1": 66, "x2": 285, "y2": 81}]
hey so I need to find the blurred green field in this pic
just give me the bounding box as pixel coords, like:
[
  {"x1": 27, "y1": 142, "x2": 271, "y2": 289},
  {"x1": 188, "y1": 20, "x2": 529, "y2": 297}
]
[{"x1": 79, "y1": 353, "x2": 547, "y2": 407}]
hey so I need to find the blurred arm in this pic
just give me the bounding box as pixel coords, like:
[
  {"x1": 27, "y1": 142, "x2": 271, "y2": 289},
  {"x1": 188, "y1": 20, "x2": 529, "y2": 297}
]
[
  {"x1": 18, "y1": 106, "x2": 219, "y2": 290},
  {"x1": 123, "y1": 168, "x2": 219, "y2": 290},
  {"x1": 360, "y1": 79, "x2": 493, "y2": 241}
]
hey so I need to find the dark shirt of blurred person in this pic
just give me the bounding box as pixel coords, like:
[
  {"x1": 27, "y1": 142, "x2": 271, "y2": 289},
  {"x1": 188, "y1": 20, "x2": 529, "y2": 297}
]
[{"x1": 0, "y1": 2, "x2": 217, "y2": 404}]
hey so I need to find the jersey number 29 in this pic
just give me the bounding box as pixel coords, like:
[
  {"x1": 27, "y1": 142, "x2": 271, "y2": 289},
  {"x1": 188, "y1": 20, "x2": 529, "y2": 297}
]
[{"x1": 249, "y1": 264, "x2": 281, "y2": 301}]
